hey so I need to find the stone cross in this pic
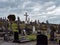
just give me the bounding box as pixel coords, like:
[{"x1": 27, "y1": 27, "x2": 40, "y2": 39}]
[{"x1": 24, "y1": 12, "x2": 29, "y2": 24}]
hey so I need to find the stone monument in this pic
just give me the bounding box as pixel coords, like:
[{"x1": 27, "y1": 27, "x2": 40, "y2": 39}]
[
  {"x1": 57, "y1": 25, "x2": 60, "y2": 34},
  {"x1": 24, "y1": 12, "x2": 29, "y2": 24},
  {"x1": 50, "y1": 26, "x2": 56, "y2": 41},
  {"x1": 32, "y1": 25, "x2": 36, "y2": 34},
  {"x1": 36, "y1": 32, "x2": 48, "y2": 45},
  {"x1": 17, "y1": 17, "x2": 21, "y2": 34},
  {"x1": 46, "y1": 20, "x2": 51, "y2": 35},
  {"x1": 3, "y1": 18, "x2": 10, "y2": 41},
  {"x1": 20, "y1": 29, "x2": 30, "y2": 42}
]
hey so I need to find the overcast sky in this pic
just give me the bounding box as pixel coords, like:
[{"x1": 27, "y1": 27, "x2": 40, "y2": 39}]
[{"x1": 0, "y1": 0, "x2": 60, "y2": 24}]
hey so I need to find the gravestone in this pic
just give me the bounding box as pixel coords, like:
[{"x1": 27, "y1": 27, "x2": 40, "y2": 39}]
[
  {"x1": 25, "y1": 27, "x2": 30, "y2": 35},
  {"x1": 57, "y1": 25, "x2": 60, "y2": 34},
  {"x1": 23, "y1": 29, "x2": 26, "y2": 35},
  {"x1": 36, "y1": 32, "x2": 48, "y2": 45},
  {"x1": 17, "y1": 17, "x2": 21, "y2": 34},
  {"x1": 9, "y1": 21, "x2": 13, "y2": 34},
  {"x1": 59, "y1": 40, "x2": 60, "y2": 45},
  {"x1": 21, "y1": 29, "x2": 26, "y2": 36},
  {"x1": 32, "y1": 26, "x2": 36, "y2": 34},
  {"x1": 13, "y1": 32, "x2": 20, "y2": 43},
  {"x1": 46, "y1": 20, "x2": 51, "y2": 34},
  {"x1": 3, "y1": 18, "x2": 10, "y2": 41},
  {"x1": 50, "y1": 26, "x2": 56, "y2": 41},
  {"x1": 4, "y1": 34, "x2": 10, "y2": 41},
  {"x1": 20, "y1": 29, "x2": 30, "y2": 42},
  {"x1": 50, "y1": 30, "x2": 54, "y2": 41}
]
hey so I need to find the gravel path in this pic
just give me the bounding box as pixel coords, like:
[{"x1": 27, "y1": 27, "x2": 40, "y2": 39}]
[
  {"x1": 0, "y1": 41, "x2": 36, "y2": 45},
  {"x1": 0, "y1": 40, "x2": 59, "y2": 45}
]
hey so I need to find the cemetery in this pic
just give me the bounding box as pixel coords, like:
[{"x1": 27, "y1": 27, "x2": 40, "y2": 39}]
[{"x1": 0, "y1": 13, "x2": 60, "y2": 45}]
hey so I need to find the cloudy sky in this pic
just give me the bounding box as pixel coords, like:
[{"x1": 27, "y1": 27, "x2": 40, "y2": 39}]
[{"x1": 0, "y1": 0, "x2": 60, "y2": 24}]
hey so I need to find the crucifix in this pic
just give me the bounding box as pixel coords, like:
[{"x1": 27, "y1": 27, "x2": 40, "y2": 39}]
[{"x1": 24, "y1": 12, "x2": 29, "y2": 24}]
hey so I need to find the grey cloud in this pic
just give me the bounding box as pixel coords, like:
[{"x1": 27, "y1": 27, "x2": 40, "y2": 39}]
[
  {"x1": 0, "y1": 0, "x2": 60, "y2": 24},
  {"x1": 46, "y1": 15, "x2": 60, "y2": 24}
]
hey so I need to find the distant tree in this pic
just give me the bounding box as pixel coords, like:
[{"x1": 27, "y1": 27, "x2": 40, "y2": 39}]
[{"x1": 7, "y1": 14, "x2": 16, "y2": 21}]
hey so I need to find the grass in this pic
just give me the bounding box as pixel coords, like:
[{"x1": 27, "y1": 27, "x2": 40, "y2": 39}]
[
  {"x1": 9, "y1": 22, "x2": 36, "y2": 41},
  {"x1": 26, "y1": 34, "x2": 36, "y2": 41},
  {"x1": 8, "y1": 22, "x2": 60, "y2": 42},
  {"x1": 19, "y1": 34, "x2": 37, "y2": 41}
]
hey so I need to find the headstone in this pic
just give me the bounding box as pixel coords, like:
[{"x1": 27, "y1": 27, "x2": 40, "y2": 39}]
[
  {"x1": 21, "y1": 29, "x2": 26, "y2": 36},
  {"x1": 36, "y1": 33, "x2": 48, "y2": 45},
  {"x1": 50, "y1": 26, "x2": 55, "y2": 41},
  {"x1": 13, "y1": 32, "x2": 20, "y2": 43},
  {"x1": 20, "y1": 29, "x2": 30, "y2": 42},
  {"x1": 47, "y1": 27, "x2": 51, "y2": 34},
  {"x1": 27, "y1": 18, "x2": 30, "y2": 24},
  {"x1": 23, "y1": 29, "x2": 26, "y2": 35},
  {"x1": 59, "y1": 40, "x2": 60, "y2": 45},
  {"x1": 57, "y1": 25, "x2": 60, "y2": 34},
  {"x1": 9, "y1": 21, "x2": 13, "y2": 34},
  {"x1": 17, "y1": 17, "x2": 21, "y2": 34},
  {"x1": 46, "y1": 20, "x2": 51, "y2": 34},
  {"x1": 3, "y1": 18, "x2": 9, "y2": 41},
  {"x1": 4, "y1": 34, "x2": 10, "y2": 41},
  {"x1": 25, "y1": 27, "x2": 30, "y2": 35},
  {"x1": 50, "y1": 31, "x2": 54, "y2": 41},
  {"x1": 32, "y1": 26, "x2": 36, "y2": 34}
]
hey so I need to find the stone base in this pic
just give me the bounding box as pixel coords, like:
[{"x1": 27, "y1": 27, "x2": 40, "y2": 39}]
[
  {"x1": 20, "y1": 39, "x2": 30, "y2": 43},
  {"x1": 20, "y1": 36, "x2": 30, "y2": 43},
  {"x1": 13, "y1": 40, "x2": 20, "y2": 43}
]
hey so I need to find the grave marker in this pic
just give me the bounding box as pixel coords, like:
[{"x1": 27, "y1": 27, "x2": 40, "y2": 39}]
[
  {"x1": 46, "y1": 20, "x2": 51, "y2": 35},
  {"x1": 3, "y1": 18, "x2": 9, "y2": 41},
  {"x1": 32, "y1": 26, "x2": 36, "y2": 34},
  {"x1": 50, "y1": 26, "x2": 56, "y2": 41},
  {"x1": 13, "y1": 31, "x2": 20, "y2": 43},
  {"x1": 20, "y1": 29, "x2": 30, "y2": 42},
  {"x1": 17, "y1": 17, "x2": 21, "y2": 34},
  {"x1": 24, "y1": 12, "x2": 29, "y2": 24},
  {"x1": 36, "y1": 32, "x2": 48, "y2": 45}
]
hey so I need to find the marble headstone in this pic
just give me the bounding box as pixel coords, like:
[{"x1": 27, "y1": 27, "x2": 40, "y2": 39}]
[{"x1": 32, "y1": 26, "x2": 36, "y2": 34}]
